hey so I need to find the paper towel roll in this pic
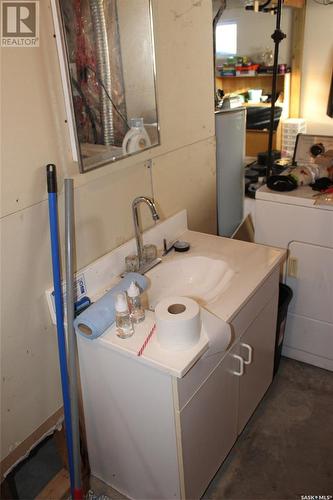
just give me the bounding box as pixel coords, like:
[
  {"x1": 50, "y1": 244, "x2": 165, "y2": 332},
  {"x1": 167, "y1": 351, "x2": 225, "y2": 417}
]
[
  {"x1": 74, "y1": 273, "x2": 148, "y2": 340},
  {"x1": 155, "y1": 296, "x2": 201, "y2": 351}
]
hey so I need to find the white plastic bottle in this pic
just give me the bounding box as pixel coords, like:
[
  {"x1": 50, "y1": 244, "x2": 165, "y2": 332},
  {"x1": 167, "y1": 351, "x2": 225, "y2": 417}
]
[
  {"x1": 122, "y1": 118, "x2": 151, "y2": 155},
  {"x1": 115, "y1": 292, "x2": 134, "y2": 338},
  {"x1": 127, "y1": 281, "x2": 145, "y2": 324}
]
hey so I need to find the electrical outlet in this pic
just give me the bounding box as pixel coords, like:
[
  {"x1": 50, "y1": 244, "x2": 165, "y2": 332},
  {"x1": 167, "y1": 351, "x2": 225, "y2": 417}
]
[{"x1": 288, "y1": 256, "x2": 298, "y2": 278}]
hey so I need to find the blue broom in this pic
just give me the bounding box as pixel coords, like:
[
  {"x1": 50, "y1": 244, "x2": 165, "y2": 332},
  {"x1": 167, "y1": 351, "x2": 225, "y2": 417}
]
[{"x1": 46, "y1": 164, "x2": 75, "y2": 496}]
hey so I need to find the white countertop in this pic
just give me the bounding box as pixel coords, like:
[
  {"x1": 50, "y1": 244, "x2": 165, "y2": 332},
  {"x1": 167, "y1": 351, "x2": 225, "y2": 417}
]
[
  {"x1": 81, "y1": 306, "x2": 233, "y2": 378},
  {"x1": 87, "y1": 229, "x2": 285, "y2": 378},
  {"x1": 49, "y1": 209, "x2": 286, "y2": 377},
  {"x1": 100, "y1": 310, "x2": 209, "y2": 378}
]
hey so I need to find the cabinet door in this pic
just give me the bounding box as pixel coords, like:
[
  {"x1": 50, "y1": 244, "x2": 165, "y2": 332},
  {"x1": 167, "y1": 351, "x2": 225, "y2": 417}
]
[
  {"x1": 180, "y1": 344, "x2": 241, "y2": 500},
  {"x1": 238, "y1": 294, "x2": 278, "y2": 434}
]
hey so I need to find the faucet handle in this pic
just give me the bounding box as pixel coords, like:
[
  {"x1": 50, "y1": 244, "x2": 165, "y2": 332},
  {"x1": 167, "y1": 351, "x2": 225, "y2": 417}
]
[
  {"x1": 125, "y1": 254, "x2": 140, "y2": 272},
  {"x1": 143, "y1": 244, "x2": 157, "y2": 263}
]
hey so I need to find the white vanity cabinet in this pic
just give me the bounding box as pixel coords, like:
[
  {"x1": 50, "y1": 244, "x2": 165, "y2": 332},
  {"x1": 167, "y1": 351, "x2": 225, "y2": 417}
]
[
  {"x1": 178, "y1": 274, "x2": 278, "y2": 498},
  {"x1": 78, "y1": 268, "x2": 280, "y2": 500}
]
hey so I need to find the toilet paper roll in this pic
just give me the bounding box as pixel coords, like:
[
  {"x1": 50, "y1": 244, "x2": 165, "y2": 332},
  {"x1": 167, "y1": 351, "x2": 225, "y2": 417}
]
[{"x1": 155, "y1": 296, "x2": 201, "y2": 351}]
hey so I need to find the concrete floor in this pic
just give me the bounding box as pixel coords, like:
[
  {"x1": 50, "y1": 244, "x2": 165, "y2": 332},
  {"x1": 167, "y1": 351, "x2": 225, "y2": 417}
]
[
  {"x1": 8, "y1": 357, "x2": 333, "y2": 500},
  {"x1": 203, "y1": 357, "x2": 333, "y2": 500},
  {"x1": 92, "y1": 358, "x2": 333, "y2": 500}
]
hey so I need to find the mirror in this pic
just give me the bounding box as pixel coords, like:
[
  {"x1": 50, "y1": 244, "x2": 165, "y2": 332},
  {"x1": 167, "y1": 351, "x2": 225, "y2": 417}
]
[
  {"x1": 54, "y1": 0, "x2": 160, "y2": 172},
  {"x1": 213, "y1": 0, "x2": 293, "y2": 156}
]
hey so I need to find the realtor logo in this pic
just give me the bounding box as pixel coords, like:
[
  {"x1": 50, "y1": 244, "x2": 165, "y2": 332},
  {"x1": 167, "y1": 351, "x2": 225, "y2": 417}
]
[{"x1": 1, "y1": 1, "x2": 39, "y2": 47}]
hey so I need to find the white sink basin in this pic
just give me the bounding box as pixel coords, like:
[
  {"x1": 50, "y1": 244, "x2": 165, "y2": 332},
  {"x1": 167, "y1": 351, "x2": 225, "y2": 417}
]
[{"x1": 145, "y1": 255, "x2": 234, "y2": 308}]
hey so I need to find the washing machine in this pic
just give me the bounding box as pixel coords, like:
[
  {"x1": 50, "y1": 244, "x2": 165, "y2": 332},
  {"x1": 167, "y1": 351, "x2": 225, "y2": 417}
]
[
  {"x1": 255, "y1": 135, "x2": 333, "y2": 371},
  {"x1": 255, "y1": 184, "x2": 333, "y2": 370}
]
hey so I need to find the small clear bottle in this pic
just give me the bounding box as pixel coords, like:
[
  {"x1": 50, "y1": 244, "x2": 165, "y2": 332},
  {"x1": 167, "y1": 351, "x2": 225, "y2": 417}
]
[
  {"x1": 115, "y1": 292, "x2": 134, "y2": 338},
  {"x1": 127, "y1": 282, "x2": 145, "y2": 324}
]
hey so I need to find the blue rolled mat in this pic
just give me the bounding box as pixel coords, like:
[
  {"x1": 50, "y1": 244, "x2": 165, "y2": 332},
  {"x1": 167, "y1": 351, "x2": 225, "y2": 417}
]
[{"x1": 74, "y1": 272, "x2": 148, "y2": 339}]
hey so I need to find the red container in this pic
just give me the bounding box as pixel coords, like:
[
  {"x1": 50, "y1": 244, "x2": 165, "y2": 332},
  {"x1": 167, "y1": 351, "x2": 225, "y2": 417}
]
[{"x1": 235, "y1": 64, "x2": 259, "y2": 76}]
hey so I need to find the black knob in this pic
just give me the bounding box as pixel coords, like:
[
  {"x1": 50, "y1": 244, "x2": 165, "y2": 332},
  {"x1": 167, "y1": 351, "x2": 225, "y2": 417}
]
[{"x1": 310, "y1": 143, "x2": 325, "y2": 157}]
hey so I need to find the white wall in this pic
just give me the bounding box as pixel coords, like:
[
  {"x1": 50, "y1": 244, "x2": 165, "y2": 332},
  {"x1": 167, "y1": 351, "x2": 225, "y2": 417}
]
[
  {"x1": 300, "y1": 1, "x2": 333, "y2": 135},
  {"x1": 0, "y1": 0, "x2": 216, "y2": 469},
  {"x1": 217, "y1": 0, "x2": 293, "y2": 65}
]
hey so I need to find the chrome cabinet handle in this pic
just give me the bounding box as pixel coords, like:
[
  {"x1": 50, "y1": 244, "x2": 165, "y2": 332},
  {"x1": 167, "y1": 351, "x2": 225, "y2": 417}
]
[
  {"x1": 232, "y1": 354, "x2": 244, "y2": 376},
  {"x1": 240, "y1": 343, "x2": 253, "y2": 365}
]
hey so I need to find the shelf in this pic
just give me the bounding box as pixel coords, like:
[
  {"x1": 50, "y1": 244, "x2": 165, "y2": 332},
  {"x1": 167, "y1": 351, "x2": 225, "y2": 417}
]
[
  {"x1": 215, "y1": 73, "x2": 291, "y2": 103},
  {"x1": 215, "y1": 72, "x2": 291, "y2": 156},
  {"x1": 283, "y1": 0, "x2": 305, "y2": 8},
  {"x1": 216, "y1": 73, "x2": 288, "y2": 79},
  {"x1": 243, "y1": 102, "x2": 283, "y2": 108}
]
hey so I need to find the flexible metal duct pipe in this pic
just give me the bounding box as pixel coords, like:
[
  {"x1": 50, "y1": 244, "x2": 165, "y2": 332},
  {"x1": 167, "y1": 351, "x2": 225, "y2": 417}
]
[{"x1": 89, "y1": 0, "x2": 114, "y2": 146}]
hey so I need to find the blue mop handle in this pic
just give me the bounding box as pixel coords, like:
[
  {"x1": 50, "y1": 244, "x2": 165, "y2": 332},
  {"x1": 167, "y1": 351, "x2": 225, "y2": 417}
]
[{"x1": 46, "y1": 164, "x2": 75, "y2": 493}]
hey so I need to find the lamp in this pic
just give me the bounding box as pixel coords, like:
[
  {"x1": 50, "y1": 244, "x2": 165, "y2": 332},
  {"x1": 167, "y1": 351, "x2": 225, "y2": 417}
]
[{"x1": 266, "y1": 0, "x2": 286, "y2": 179}]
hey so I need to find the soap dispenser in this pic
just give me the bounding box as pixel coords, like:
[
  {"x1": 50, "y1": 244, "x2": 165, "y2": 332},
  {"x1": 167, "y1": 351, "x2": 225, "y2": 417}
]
[
  {"x1": 127, "y1": 281, "x2": 145, "y2": 324},
  {"x1": 115, "y1": 292, "x2": 134, "y2": 338}
]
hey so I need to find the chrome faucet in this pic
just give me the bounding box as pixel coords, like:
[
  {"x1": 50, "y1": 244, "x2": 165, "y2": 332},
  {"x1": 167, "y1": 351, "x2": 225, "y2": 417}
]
[{"x1": 131, "y1": 196, "x2": 161, "y2": 273}]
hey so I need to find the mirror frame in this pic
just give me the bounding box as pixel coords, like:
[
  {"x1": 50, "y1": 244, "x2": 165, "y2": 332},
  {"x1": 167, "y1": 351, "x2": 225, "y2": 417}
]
[{"x1": 51, "y1": 0, "x2": 160, "y2": 173}]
